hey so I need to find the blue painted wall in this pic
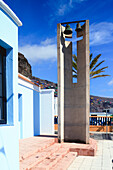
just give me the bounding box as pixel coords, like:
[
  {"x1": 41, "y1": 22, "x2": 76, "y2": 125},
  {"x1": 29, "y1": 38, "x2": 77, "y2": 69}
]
[
  {"x1": 18, "y1": 94, "x2": 23, "y2": 139},
  {"x1": 0, "y1": 7, "x2": 20, "y2": 170},
  {"x1": 33, "y1": 85, "x2": 40, "y2": 136}
]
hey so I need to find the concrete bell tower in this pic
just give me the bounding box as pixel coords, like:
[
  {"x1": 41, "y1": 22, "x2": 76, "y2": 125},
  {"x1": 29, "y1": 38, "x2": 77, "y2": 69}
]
[{"x1": 57, "y1": 20, "x2": 90, "y2": 144}]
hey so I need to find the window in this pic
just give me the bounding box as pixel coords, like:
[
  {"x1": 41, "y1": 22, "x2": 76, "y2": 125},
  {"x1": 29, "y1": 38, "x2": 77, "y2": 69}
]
[{"x1": 0, "y1": 46, "x2": 6, "y2": 124}]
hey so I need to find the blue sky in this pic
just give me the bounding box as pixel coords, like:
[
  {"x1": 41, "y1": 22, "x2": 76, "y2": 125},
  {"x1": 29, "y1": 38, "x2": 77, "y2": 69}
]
[{"x1": 4, "y1": 0, "x2": 113, "y2": 97}]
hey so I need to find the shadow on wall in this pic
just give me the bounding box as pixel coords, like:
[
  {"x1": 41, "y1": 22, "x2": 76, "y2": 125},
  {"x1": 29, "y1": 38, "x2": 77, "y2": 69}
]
[
  {"x1": 33, "y1": 88, "x2": 40, "y2": 136},
  {"x1": 0, "y1": 133, "x2": 9, "y2": 170},
  {"x1": 7, "y1": 93, "x2": 14, "y2": 102},
  {"x1": 6, "y1": 48, "x2": 13, "y2": 125}
]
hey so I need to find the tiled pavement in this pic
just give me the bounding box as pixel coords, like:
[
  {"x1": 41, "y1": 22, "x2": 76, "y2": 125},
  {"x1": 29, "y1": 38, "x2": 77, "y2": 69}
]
[
  {"x1": 68, "y1": 140, "x2": 113, "y2": 170},
  {"x1": 19, "y1": 135, "x2": 113, "y2": 170},
  {"x1": 19, "y1": 136, "x2": 96, "y2": 169}
]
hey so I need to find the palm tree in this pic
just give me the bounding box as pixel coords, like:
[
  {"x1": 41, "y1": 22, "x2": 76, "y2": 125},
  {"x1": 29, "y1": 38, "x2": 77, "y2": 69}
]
[{"x1": 72, "y1": 53, "x2": 110, "y2": 79}]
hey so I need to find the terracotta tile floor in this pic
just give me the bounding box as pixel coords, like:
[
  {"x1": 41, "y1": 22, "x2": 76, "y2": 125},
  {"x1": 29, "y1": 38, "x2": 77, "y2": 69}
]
[
  {"x1": 19, "y1": 136, "x2": 57, "y2": 161},
  {"x1": 19, "y1": 136, "x2": 97, "y2": 170}
]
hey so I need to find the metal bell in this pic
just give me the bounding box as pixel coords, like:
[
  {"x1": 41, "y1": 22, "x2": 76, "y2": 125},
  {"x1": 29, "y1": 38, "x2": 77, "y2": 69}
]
[
  {"x1": 64, "y1": 24, "x2": 73, "y2": 35},
  {"x1": 75, "y1": 23, "x2": 82, "y2": 32}
]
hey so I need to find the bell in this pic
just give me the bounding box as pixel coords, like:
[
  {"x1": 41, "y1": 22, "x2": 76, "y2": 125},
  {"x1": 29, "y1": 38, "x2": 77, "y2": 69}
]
[
  {"x1": 64, "y1": 24, "x2": 73, "y2": 35},
  {"x1": 75, "y1": 23, "x2": 82, "y2": 32}
]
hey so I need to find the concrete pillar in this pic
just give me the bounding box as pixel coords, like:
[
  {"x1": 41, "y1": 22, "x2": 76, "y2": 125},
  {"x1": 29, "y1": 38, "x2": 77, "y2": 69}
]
[
  {"x1": 57, "y1": 24, "x2": 65, "y2": 142},
  {"x1": 57, "y1": 21, "x2": 90, "y2": 143}
]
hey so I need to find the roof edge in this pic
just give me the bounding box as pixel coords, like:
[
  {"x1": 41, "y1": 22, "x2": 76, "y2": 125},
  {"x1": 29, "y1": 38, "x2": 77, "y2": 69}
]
[
  {"x1": 0, "y1": 0, "x2": 22, "y2": 26},
  {"x1": 18, "y1": 73, "x2": 39, "y2": 87}
]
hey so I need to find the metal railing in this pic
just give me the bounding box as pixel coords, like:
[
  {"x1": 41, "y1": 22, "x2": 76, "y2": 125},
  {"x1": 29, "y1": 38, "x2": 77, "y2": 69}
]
[
  {"x1": 54, "y1": 116, "x2": 113, "y2": 132},
  {"x1": 89, "y1": 116, "x2": 113, "y2": 126}
]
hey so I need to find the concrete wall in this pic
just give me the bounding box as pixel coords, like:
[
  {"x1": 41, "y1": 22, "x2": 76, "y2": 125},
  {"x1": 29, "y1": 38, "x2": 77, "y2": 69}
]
[
  {"x1": 57, "y1": 21, "x2": 90, "y2": 143},
  {"x1": 18, "y1": 75, "x2": 40, "y2": 139},
  {"x1": 40, "y1": 89, "x2": 55, "y2": 135},
  {"x1": 54, "y1": 97, "x2": 58, "y2": 116},
  {"x1": 0, "y1": 6, "x2": 20, "y2": 170},
  {"x1": 57, "y1": 25, "x2": 65, "y2": 142}
]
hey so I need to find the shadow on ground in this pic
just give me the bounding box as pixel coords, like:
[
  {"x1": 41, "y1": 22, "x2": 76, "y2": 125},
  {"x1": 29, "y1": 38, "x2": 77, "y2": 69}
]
[{"x1": 90, "y1": 132, "x2": 113, "y2": 140}]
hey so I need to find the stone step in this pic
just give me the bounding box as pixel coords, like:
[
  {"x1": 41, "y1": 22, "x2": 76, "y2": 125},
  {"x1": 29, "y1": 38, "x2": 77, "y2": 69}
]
[
  {"x1": 51, "y1": 152, "x2": 78, "y2": 170},
  {"x1": 61, "y1": 138, "x2": 97, "y2": 156},
  {"x1": 19, "y1": 137, "x2": 57, "y2": 161},
  {"x1": 20, "y1": 143, "x2": 61, "y2": 170},
  {"x1": 30, "y1": 147, "x2": 70, "y2": 170},
  {"x1": 19, "y1": 137, "x2": 97, "y2": 170}
]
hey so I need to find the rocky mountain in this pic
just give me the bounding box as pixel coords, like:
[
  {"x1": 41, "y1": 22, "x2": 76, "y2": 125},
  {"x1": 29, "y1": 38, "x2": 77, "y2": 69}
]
[{"x1": 18, "y1": 52, "x2": 32, "y2": 79}]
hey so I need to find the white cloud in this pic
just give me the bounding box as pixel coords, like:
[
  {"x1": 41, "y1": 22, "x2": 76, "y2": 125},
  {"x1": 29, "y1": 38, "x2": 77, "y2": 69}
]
[
  {"x1": 108, "y1": 79, "x2": 113, "y2": 86},
  {"x1": 72, "y1": 0, "x2": 86, "y2": 2},
  {"x1": 47, "y1": 0, "x2": 86, "y2": 17},
  {"x1": 69, "y1": 0, "x2": 73, "y2": 6},
  {"x1": 19, "y1": 38, "x2": 57, "y2": 64},
  {"x1": 57, "y1": 4, "x2": 67, "y2": 16},
  {"x1": 19, "y1": 22, "x2": 113, "y2": 65},
  {"x1": 90, "y1": 22, "x2": 113, "y2": 46},
  {"x1": 57, "y1": 0, "x2": 86, "y2": 16},
  {"x1": 41, "y1": 37, "x2": 56, "y2": 45}
]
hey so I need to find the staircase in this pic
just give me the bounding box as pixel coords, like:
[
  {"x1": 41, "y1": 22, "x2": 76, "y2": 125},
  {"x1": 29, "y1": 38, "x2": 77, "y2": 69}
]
[
  {"x1": 19, "y1": 137, "x2": 77, "y2": 170},
  {"x1": 19, "y1": 136, "x2": 97, "y2": 170}
]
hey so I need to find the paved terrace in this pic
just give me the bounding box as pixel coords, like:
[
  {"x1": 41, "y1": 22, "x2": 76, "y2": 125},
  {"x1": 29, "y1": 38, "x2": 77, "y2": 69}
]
[
  {"x1": 68, "y1": 133, "x2": 113, "y2": 170},
  {"x1": 19, "y1": 135, "x2": 113, "y2": 170},
  {"x1": 19, "y1": 136, "x2": 96, "y2": 170},
  {"x1": 68, "y1": 140, "x2": 113, "y2": 170}
]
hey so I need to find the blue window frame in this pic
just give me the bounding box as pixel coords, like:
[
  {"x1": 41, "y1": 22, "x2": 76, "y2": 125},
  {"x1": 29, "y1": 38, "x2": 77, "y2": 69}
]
[{"x1": 0, "y1": 46, "x2": 6, "y2": 124}]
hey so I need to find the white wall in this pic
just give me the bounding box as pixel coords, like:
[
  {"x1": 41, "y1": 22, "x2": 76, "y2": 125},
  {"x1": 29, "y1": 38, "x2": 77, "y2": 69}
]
[
  {"x1": 54, "y1": 97, "x2": 58, "y2": 116},
  {"x1": 18, "y1": 75, "x2": 56, "y2": 138},
  {"x1": 18, "y1": 75, "x2": 40, "y2": 139},
  {"x1": 40, "y1": 89, "x2": 55, "y2": 135}
]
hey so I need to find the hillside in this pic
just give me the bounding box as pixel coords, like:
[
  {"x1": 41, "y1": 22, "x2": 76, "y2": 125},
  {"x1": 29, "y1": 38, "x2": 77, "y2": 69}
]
[
  {"x1": 90, "y1": 95, "x2": 113, "y2": 112},
  {"x1": 18, "y1": 52, "x2": 32, "y2": 79},
  {"x1": 32, "y1": 76, "x2": 113, "y2": 112}
]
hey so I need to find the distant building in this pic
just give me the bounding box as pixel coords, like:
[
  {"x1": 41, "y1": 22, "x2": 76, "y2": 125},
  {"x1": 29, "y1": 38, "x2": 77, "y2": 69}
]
[{"x1": 102, "y1": 108, "x2": 113, "y2": 114}]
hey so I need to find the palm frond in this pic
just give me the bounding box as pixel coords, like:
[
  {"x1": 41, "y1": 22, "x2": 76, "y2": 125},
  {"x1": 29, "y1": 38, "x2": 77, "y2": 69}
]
[
  {"x1": 72, "y1": 61, "x2": 77, "y2": 71},
  {"x1": 92, "y1": 60, "x2": 105, "y2": 71},
  {"x1": 91, "y1": 75, "x2": 110, "y2": 79},
  {"x1": 90, "y1": 66, "x2": 108, "y2": 77},
  {"x1": 72, "y1": 53, "x2": 110, "y2": 79},
  {"x1": 90, "y1": 54, "x2": 101, "y2": 70},
  {"x1": 73, "y1": 74, "x2": 77, "y2": 78},
  {"x1": 90, "y1": 53, "x2": 93, "y2": 62},
  {"x1": 72, "y1": 54, "x2": 77, "y2": 63},
  {"x1": 72, "y1": 69, "x2": 77, "y2": 74},
  {"x1": 90, "y1": 70, "x2": 105, "y2": 77}
]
